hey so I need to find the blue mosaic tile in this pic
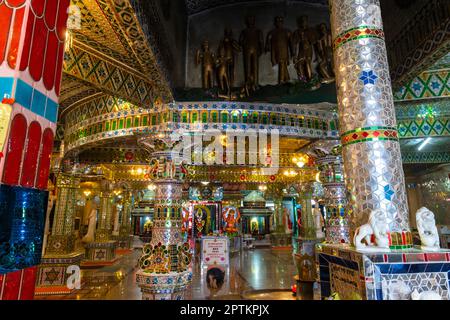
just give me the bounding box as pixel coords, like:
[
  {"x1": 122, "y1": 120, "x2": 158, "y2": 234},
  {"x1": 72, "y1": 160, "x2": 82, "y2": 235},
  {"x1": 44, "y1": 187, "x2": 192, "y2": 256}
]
[
  {"x1": 425, "y1": 263, "x2": 444, "y2": 273},
  {"x1": 0, "y1": 77, "x2": 14, "y2": 97},
  {"x1": 320, "y1": 266, "x2": 330, "y2": 282},
  {"x1": 15, "y1": 79, "x2": 33, "y2": 108},
  {"x1": 0, "y1": 185, "x2": 48, "y2": 274},
  {"x1": 376, "y1": 288, "x2": 383, "y2": 300},
  {"x1": 408, "y1": 263, "x2": 427, "y2": 273},
  {"x1": 320, "y1": 281, "x2": 330, "y2": 298}
]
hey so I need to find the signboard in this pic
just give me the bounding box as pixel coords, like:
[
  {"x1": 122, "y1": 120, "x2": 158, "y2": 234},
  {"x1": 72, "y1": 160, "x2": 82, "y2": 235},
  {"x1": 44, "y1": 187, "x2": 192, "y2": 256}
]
[
  {"x1": 329, "y1": 263, "x2": 364, "y2": 300},
  {"x1": 201, "y1": 236, "x2": 229, "y2": 266}
]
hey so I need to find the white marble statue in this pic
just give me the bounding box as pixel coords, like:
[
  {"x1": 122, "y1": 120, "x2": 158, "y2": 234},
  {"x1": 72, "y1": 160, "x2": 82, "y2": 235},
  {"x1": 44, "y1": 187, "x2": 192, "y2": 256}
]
[
  {"x1": 416, "y1": 207, "x2": 440, "y2": 251},
  {"x1": 314, "y1": 207, "x2": 325, "y2": 239},
  {"x1": 411, "y1": 289, "x2": 442, "y2": 300},
  {"x1": 353, "y1": 210, "x2": 391, "y2": 251},
  {"x1": 384, "y1": 280, "x2": 411, "y2": 300},
  {"x1": 82, "y1": 209, "x2": 97, "y2": 243}
]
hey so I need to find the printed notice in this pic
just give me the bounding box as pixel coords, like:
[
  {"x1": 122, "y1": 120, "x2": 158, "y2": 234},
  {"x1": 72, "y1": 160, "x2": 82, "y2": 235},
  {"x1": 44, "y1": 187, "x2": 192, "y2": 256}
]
[{"x1": 201, "y1": 236, "x2": 229, "y2": 266}]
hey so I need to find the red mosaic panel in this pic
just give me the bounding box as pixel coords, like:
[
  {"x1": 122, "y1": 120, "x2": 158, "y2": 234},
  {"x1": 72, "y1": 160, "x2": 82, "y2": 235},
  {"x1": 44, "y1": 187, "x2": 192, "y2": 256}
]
[
  {"x1": 35, "y1": 128, "x2": 53, "y2": 189},
  {"x1": 19, "y1": 267, "x2": 37, "y2": 300},
  {"x1": 20, "y1": 121, "x2": 42, "y2": 188},
  {"x1": 2, "y1": 114, "x2": 27, "y2": 185}
]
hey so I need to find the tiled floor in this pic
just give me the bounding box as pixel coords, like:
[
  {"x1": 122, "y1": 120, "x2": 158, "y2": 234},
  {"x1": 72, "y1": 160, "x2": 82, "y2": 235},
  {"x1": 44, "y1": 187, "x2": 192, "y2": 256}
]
[{"x1": 35, "y1": 248, "x2": 298, "y2": 300}]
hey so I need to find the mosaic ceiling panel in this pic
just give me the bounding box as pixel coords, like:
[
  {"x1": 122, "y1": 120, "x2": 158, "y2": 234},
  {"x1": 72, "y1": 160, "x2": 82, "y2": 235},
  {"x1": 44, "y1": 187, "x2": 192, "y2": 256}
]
[
  {"x1": 429, "y1": 53, "x2": 450, "y2": 71},
  {"x1": 71, "y1": 0, "x2": 128, "y2": 56},
  {"x1": 60, "y1": 0, "x2": 174, "y2": 116}
]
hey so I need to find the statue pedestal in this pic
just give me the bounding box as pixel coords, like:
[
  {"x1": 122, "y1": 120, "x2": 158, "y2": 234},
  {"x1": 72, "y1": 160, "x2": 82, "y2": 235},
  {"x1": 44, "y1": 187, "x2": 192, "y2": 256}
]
[
  {"x1": 316, "y1": 243, "x2": 450, "y2": 300},
  {"x1": 135, "y1": 270, "x2": 192, "y2": 300},
  {"x1": 82, "y1": 241, "x2": 118, "y2": 267},
  {"x1": 35, "y1": 251, "x2": 84, "y2": 296}
]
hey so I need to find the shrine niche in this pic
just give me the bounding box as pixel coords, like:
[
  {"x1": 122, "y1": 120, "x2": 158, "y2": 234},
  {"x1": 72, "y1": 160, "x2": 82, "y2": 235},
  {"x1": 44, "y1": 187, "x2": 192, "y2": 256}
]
[{"x1": 185, "y1": 2, "x2": 334, "y2": 100}]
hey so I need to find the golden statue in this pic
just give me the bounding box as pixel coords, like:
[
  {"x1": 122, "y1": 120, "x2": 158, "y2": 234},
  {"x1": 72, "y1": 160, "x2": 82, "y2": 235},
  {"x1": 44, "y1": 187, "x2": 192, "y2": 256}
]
[
  {"x1": 196, "y1": 40, "x2": 215, "y2": 90},
  {"x1": 239, "y1": 15, "x2": 264, "y2": 90},
  {"x1": 265, "y1": 16, "x2": 293, "y2": 84},
  {"x1": 215, "y1": 46, "x2": 231, "y2": 96},
  {"x1": 316, "y1": 23, "x2": 335, "y2": 83},
  {"x1": 293, "y1": 16, "x2": 314, "y2": 82},
  {"x1": 218, "y1": 28, "x2": 241, "y2": 88}
]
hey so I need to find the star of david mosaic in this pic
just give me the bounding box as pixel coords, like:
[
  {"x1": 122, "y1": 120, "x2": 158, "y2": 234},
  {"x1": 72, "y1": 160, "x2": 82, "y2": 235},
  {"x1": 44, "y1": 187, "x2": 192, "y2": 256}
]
[
  {"x1": 95, "y1": 250, "x2": 106, "y2": 260},
  {"x1": 44, "y1": 268, "x2": 61, "y2": 284}
]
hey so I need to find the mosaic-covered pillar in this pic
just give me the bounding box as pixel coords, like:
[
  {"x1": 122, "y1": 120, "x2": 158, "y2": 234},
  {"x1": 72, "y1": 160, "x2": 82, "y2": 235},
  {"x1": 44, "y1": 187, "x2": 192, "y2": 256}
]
[
  {"x1": 36, "y1": 173, "x2": 84, "y2": 296},
  {"x1": 96, "y1": 186, "x2": 113, "y2": 242},
  {"x1": 294, "y1": 183, "x2": 318, "y2": 286},
  {"x1": 0, "y1": 0, "x2": 70, "y2": 299},
  {"x1": 84, "y1": 182, "x2": 117, "y2": 265},
  {"x1": 316, "y1": 153, "x2": 350, "y2": 244},
  {"x1": 297, "y1": 186, "x2": 315, "y2": 240},
  {"x1": 114, "y1": 192, "x2": 133, "y2": 251},
  {"x1": 330, "y1": 0, "x2": 412, "y2": 248},
  {"x1": 46, "y1": 174, "x2": 80, "y2": 254},
  {"x1": 135, "y1": 136, "x2": 192, "y2": 300},
  {"x1": 119, "y1": 193, "x2": 132, "y2": 236}
]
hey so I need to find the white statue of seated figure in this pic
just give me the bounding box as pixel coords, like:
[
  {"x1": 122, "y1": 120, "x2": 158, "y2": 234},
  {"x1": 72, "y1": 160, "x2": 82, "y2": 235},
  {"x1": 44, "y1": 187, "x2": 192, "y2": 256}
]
[
  {"x1": 353, "y1": 210, "x2": 391, "y2": 251},
  {"x1": 416, "y1": 207, "x2": 440, "y2": 251}
]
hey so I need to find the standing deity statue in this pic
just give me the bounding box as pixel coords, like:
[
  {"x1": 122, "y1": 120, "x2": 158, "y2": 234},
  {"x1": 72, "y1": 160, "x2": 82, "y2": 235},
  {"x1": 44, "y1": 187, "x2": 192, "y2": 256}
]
[
  {"x1": 196, "y1": 40, "x2": 215, "y2": 90},
  {"x1": 293, "y1": 16, "x2": 315, "y2": 82},
  {"x1": 265, "y1": 16, "x2": 293, "y2": 84},
  {"x1": 218, "y1": 28, "x2": 241, "y2": 88},
  {"x1": 239, "y1": 15, "x2": 264, "y2": 90},
  {"x1": 82, "y1": 209, "x2": 97, "y2": 243},
  {"x1": 316, "y1": 23, "x2": 334, "y2": 83},
  {"x1": 215, "y1": 46, "x2": 231, "y2": 96}
]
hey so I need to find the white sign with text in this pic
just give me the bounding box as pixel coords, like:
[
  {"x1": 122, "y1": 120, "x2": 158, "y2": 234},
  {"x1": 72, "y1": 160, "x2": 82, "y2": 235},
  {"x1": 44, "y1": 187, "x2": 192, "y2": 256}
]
[{"x1": 201, "y1": 236, "x2": 229, "y2": 266}]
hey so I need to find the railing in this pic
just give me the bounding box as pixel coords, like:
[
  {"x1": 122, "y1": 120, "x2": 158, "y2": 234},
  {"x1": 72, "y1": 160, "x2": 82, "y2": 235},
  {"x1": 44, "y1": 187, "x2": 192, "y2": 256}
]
[{"x1": 64, "y1": 102, "x2": 340, "y2": 153}]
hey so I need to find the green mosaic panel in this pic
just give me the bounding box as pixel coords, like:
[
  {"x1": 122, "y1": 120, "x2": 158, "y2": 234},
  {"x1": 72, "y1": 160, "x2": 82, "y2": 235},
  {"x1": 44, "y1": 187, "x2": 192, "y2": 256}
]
[
  {"x1": 397, "y1": 118, "x2": 450, "y2": 138},
  {"x1": 394, "y1": 70, "x2": 450, "y2": 101},
  {"x1": 402, "y1": 152, "x2": 450, "y2": 164}
]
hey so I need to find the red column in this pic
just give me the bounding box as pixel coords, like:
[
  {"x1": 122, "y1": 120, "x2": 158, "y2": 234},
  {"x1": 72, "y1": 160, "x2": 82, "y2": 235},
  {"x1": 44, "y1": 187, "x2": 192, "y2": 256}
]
[{"x1": 0, "y1": 0, "x2": 70, "y2": 300}]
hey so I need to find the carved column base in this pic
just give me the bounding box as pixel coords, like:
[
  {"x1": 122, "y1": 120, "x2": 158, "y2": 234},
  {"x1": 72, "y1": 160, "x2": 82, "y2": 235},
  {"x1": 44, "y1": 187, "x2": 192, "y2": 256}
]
[
  {"x1": 82, "y1": 241, "x2": 118, "y2": 267},
  {"x1": 136, "y1": 270, "x2": 192, "y2": 300},
  {"x1": 316, "y1": 244, "x2": 450, "y2": 300},
  {"x1": 35, "y1": 251, "x2": 84, "y2": 296}
]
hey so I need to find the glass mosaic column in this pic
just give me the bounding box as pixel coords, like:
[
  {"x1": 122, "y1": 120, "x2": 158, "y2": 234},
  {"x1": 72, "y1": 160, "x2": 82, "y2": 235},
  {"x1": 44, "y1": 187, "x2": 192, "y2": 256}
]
[
  {"x1": 297, "y1": 185, "x2": 315, "y2": 240},
  {"x1": 316, "y1": 154, "x2": 350, "y2": 244},
  {"x1": 46, "y1": 174, "x2": 80, "y2": 254},
  {"x1": 0, "y1": 0, "x2": 70, "y2": 299},
  {"x1": 119, "y1": 193, "x2": 132, "y2": 236},
  {"x1": 330, "y1": 0, "x2": 412, "y2": 248},
  {"x1": 135, "y1": 136, "x2": 192, "y2": 300},
  {"x1": 96, "y1": 187, "x2": 113, "y2": 242}
]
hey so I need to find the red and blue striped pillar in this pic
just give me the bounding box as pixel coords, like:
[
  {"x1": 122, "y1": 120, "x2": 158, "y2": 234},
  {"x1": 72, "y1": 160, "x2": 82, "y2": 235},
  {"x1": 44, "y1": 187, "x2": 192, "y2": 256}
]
[{"x1": 0, "y1": 0, "x2": 70, "y2": 300}]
